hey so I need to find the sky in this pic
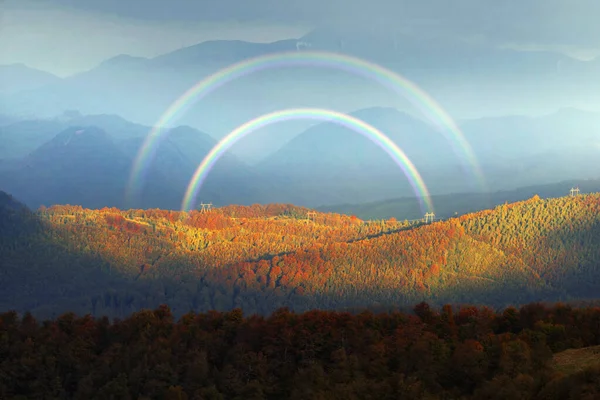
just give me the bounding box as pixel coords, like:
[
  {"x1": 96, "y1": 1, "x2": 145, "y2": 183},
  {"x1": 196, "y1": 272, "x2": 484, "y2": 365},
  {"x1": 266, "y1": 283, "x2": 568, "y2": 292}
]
[{"x1": 1, "y1": 0, "x2": 599, "y2": 77}]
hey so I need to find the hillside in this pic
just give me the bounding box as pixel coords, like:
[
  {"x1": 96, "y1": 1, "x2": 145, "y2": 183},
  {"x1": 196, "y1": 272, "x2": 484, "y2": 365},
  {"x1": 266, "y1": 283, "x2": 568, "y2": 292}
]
[
  {"x1": 255, "y1": 107, "x2": 465, "y2": 204},
  {"x1": 0, "y1": 126, "x2": 132, "y2": 210},
  {"x1": 1, "y1": 191, "x2": 599, "y2": 319},
  {"x1": 257, "y1": 107, "x2": 454, "y2": 175},
  {"x1": 319, "y1": 178, "x2": 600, "y2": 220},
  {"x1": 552, "y1": 346, "x2": 600, "y2": 375},
  {"x1": 0, "y1": 120, "x2": 282, "y2": 210}
]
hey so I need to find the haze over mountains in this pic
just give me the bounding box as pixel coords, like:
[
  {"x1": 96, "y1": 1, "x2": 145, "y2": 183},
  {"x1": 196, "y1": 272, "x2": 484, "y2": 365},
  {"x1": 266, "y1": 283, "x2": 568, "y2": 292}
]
[
  {"x1": 0, "y1": 9, "x2": 599, "y2": 216},
  {"x1": 0, "y1": 105, "x2": 598, "y2": 213},
  {"x1": 0, "y1": 116, "x2": 280, "y2": 210},
  {"x1": 0, "y1": 63, "x2": 62, "y2": 94},
  {"x1": 2, "y1": 27, "x2": 600, "y2": 156}
]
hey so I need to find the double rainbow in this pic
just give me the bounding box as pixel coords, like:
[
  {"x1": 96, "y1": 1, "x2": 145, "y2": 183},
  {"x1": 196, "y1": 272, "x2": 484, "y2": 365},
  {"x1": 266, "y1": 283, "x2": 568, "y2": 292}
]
[{"x1": 126, "y1": 50, "x2": 484, "y2": 207}]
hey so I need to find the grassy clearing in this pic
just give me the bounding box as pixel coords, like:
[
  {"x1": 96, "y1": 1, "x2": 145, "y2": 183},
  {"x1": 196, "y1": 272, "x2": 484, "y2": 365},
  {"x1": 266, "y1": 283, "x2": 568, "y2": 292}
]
[{"x1": 552, "y1": 345, "x2": 600, "y2": 375}]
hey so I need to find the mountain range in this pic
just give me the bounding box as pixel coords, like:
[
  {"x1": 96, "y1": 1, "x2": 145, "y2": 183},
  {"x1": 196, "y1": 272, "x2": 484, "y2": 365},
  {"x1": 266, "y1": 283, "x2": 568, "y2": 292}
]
[
  {"x1": 0, "y1": 114, "x2": 280, "y2": 210},
  {"x1": 0, "y1": 106, "x2": 599, "y2": 211},
  {"x1": 1, "y1": 28, "x2": 599, "y2": 156}
]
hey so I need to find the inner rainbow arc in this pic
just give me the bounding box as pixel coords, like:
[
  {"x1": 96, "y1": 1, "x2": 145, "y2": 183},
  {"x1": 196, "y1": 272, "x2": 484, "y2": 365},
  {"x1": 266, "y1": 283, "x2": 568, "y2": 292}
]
[{"x1": 181, "y1": 108, "x2": 434, "y2": 214}]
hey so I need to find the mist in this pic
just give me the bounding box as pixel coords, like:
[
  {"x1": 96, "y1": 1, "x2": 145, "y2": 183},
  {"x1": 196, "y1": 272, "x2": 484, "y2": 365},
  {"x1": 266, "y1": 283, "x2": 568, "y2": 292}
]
[{"x1": 0, "y1": 0, "x2": 599, "y2": 213}]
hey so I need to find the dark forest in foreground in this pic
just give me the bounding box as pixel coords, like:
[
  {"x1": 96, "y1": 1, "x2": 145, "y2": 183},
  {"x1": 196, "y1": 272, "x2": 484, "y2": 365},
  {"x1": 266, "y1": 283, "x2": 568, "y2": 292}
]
[{"x1": 1, "y1": 302, "x2": 600, "y2": 399}]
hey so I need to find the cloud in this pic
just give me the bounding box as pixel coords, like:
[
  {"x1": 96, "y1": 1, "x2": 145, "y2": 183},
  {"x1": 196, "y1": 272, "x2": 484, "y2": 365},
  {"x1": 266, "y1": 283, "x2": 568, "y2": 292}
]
[
  {"x1": 2, "y1": 0, "x2": 598, "y2": 76},
  {"x1": 0, "y1": 0, "x2": 309, "y2": 76},
  {"x1": 28, "y1": 0, "x2": 600, "y2": 47}
]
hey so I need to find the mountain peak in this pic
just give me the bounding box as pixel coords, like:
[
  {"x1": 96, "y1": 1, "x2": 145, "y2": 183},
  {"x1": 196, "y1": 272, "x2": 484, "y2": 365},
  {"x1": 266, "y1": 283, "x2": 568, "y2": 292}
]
[
  {"x1": 28, "y1": 126, "x2": 118, "y2": 162},
  {"x1": 98, "y1": 54, "x2": 149, "y2": 69},
  {"x1": 166, "y1": 125, "x2": 216, "y2": 146},
  {"x1": 151, "y1": 38, "x2": 298, "y2": 66},
  {"x1": 53, "y1": 125, "x2": 111, "y2": 143}
]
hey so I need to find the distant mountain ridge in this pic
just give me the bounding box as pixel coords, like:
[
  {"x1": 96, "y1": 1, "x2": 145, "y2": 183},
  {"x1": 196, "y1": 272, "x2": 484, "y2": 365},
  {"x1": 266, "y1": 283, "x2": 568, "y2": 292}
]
[
  {"x1": 318, "y1": 178, "x2": 600, "y2": 220},
  {"x1": 0, "y1": 113, "x2": 152, "y2": 160},
  {"x1": 257, "y1": 106, "x2": 600, "y2": 204},
  {"x1": 0, "y1": 126, "x2": 132, "y2": 210},
  {"x1": 0, "y1": 63, "x2": 61, "y2": 94},
  {"x1": 1, "y1": 107, "x2": 600, "y2": 210},
  {"x1": 0, "y1": 119, "x2": 285, "y2": 210},
  {"x1": 1, "y1": 28, "x2": 598, "y2": 137}
]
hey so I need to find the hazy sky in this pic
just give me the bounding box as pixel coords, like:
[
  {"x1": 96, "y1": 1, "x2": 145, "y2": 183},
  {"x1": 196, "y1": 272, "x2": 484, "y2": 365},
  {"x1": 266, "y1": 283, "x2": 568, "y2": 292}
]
[{"x1": 1, "y1": 0, "x2": 599, "y2": 77}]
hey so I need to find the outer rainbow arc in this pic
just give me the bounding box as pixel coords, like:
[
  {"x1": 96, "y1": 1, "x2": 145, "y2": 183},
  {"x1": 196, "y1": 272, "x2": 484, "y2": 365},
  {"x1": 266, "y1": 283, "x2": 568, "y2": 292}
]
[
  {"x1": 181, "y1": 108, "x2": 434, "y2": 214},
  {"x1": 126, "y1": 50, "x2": 484, "y2": 208}
]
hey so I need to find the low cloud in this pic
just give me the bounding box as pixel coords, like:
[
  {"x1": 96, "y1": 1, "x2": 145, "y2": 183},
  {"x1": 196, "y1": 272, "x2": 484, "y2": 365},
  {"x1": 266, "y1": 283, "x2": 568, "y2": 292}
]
[
  {"x1": 0, "y1": 0, "x2": 309, "y2": 76},
  {"x1": 30, "y1": 0, "x2": 600, "y2": 47},
  {"x1": 2, "y1": 0, "x2": 598, "y2": 76}
]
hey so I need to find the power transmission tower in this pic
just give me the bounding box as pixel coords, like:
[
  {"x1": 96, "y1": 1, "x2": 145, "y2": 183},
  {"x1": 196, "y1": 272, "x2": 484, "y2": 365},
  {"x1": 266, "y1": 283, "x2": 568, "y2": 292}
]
[
  {"x1": 569, "y1": 187, "x2": 580, "y2": 197},
  {"x1": 200, "y1": 202, "x2": 212, "y2": 213},
  {"x1": 424, "y1": 212, "x2": 435, "y2": 223}
]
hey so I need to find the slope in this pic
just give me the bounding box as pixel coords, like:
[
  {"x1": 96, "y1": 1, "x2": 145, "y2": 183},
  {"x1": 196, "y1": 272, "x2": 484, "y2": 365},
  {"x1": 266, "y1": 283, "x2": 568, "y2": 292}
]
[
  {"x1": 0, "y1": 126, "x2": 132, "y2": 209},
  {"x1": 552, "y1": 346, "x2": 600, "y2": 375},
  {"x1": 0, "y1": 118, "x2": 283, "y2": 210},
  {"x1": 119, "y1": 127, "x2": 276, "y2": 209},
  {"x1": 0, "y1": 192, "x2": 118, "y2": 319},
  {"x1": 0, "y1": 192, "x2": 210, "y2": 320},
  {"x1": 1, "y1": 192, "x2": 599, "y2": 319},
  {"x1": 256, "y1": 107, "x2": 466, "y2": 205},
  {"x1": 0, "y1": 113, "x2": 154, "y2": 160},
  {"x1": 318, "y1": 178, "x2": 600, "y2": 220}
]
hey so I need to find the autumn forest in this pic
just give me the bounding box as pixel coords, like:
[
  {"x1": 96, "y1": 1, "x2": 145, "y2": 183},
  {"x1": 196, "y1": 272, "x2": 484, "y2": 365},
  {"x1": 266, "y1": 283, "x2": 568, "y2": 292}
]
[
  {"x1": 2, "y1": 191, "x2": 600, "y2": 319},
  {"x1": 1, "y1": 191, "x2": 600, "y2": 398}
]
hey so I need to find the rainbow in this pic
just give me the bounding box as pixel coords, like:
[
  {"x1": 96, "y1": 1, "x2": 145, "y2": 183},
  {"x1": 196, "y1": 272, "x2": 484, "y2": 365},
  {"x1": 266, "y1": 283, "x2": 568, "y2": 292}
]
[
  {"x1": 126, "y1": 50, "x2": 485, "y2": 207},
  {"x1": 181, "y1": 108, "x2": 434, "y2": 214}
]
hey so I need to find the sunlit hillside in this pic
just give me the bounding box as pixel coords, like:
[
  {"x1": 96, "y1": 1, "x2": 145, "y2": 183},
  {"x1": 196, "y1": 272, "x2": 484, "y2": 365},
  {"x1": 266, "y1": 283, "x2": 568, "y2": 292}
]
[{"x1": 1, "y1": 192, "x2": 599, "y2": 319}]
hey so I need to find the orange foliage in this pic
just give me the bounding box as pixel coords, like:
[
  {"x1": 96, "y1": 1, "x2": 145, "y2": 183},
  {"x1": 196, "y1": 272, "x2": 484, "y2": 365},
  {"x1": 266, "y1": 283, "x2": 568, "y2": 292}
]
[{"x1": 35, "y1": 194, "x2": 600, "y2": 313}]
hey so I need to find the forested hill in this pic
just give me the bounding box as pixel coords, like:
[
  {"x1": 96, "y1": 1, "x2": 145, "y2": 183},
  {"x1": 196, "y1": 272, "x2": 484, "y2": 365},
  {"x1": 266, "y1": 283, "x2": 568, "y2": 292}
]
[{"x1": 1, "y1": 192, "x2": 599, "y2": 319}]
